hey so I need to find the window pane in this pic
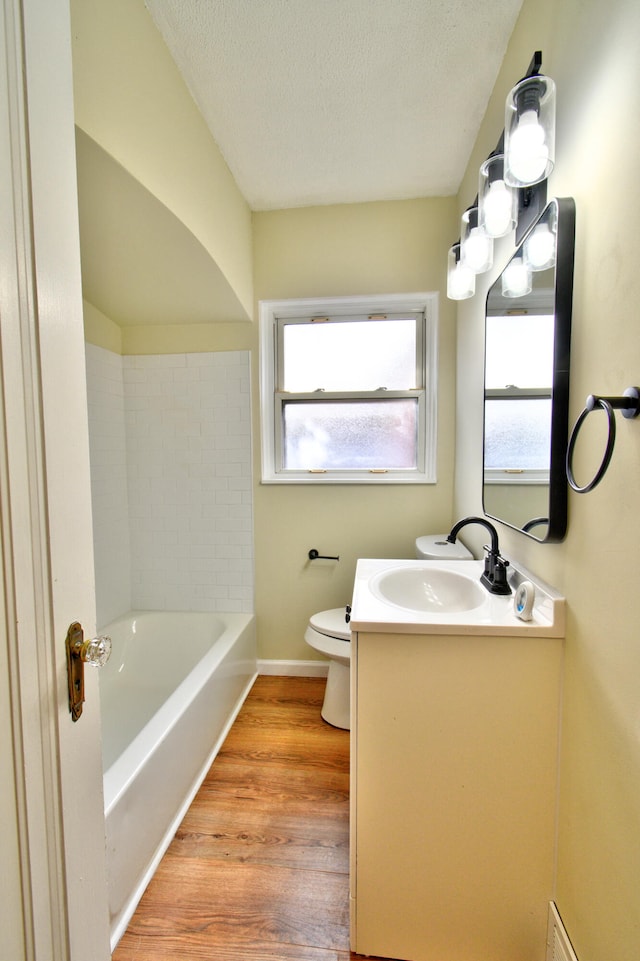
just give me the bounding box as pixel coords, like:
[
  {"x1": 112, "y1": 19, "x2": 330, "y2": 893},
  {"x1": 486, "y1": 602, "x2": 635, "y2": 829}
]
[
  {"x1": 283, "y1": 399, "x2": 418, "y2": 470},
  {"x1": 485, "y1": 315, "x2": 554, "y2": 389},
  {"x1": 484, "y1": 399, "x2": 551, "y2": 470},
  {"x1": 282, "y1": 319, "x2": 417, "y2": 391}
]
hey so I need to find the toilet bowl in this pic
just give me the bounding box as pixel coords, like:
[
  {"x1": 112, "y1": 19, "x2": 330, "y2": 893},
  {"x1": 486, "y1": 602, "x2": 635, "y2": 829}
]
[
  {"x1": 304, "y1": 608, "x2": 352, "y2": 730},
  {"x1": 304, "y1": 535, "x2": 474, "y2": 730}
]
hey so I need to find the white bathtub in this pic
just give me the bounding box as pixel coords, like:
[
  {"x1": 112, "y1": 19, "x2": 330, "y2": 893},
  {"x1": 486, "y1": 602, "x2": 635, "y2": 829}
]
[{"x1": 99, "y1": 610, "x2": 257, "y2": 949}]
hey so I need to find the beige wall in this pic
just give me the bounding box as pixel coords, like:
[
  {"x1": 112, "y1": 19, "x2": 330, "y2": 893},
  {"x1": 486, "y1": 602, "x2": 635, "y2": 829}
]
[
  {"x1": 454, "y1": 1, "x2": 640, "y2": 958},
  {"x1": 252, "y1": 199, "x2": 458, "y2": 660},
  {"x1": 83, "y1": 299, "x2": 122, "y2": 353},
  {"x1": 71, "y1": 0, "x2": 253, "y2": 319}
]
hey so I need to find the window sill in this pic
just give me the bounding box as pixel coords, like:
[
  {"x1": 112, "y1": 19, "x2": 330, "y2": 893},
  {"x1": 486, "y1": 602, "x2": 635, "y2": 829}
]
[{"x1": 260, "y1": 470, "x2": 436, "y2": 485}]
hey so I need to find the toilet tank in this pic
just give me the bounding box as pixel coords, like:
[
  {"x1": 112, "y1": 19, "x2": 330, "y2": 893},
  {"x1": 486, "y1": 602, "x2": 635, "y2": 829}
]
[{"x1": 415, "y1": 534, "x2": 473, "y2": 560}]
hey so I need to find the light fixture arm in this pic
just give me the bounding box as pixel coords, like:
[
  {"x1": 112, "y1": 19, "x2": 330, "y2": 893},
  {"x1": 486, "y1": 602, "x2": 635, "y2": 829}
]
[{"x1": 519, "y1": 50, "x2": 542, "y2": 86}]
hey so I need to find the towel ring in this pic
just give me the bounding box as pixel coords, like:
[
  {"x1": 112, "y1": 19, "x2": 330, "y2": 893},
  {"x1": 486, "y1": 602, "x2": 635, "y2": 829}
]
[{"x1": 566, "y1": 387, "x2": 640, "y2": 493}]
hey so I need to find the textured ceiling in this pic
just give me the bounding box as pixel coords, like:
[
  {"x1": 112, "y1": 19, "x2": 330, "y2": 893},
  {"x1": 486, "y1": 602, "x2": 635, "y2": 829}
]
[{"x1": 146, "y1": 0, "x2": 524, "y2": 211}]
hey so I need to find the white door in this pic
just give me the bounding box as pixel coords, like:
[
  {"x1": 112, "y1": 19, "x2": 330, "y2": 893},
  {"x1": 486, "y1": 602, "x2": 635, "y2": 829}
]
[{"x1": 0, "y1": 0, "x2": 110, "y2": 958}]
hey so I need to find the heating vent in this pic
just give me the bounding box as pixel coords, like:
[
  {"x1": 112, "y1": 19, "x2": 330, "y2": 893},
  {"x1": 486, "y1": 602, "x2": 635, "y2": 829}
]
[{"x1": 547, "y1": 902, "x2": 579, "y2": 961}]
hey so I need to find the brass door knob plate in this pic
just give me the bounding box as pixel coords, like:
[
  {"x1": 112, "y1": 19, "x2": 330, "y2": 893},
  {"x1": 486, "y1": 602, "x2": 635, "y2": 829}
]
[{"x1": 65, "y1": 621, "x2": 112, "y2": 721}]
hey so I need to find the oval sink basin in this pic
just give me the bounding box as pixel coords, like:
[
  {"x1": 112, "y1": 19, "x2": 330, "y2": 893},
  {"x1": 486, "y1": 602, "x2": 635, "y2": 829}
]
[{"x1": 370, "y1": 566, "x2": 486, "y2": 613}]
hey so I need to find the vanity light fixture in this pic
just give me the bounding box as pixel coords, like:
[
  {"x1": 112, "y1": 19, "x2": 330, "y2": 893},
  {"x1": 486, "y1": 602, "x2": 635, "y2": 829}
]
[
  {"x1": 478, "y1": 154, "x2": 517, "y2": 238},
  {"x1": 460, "y1": 207, "x2": 494, "y2": 274},
  {"x1": 524, "y1": 204, "x2": 558, "y2": 271},
  {"x1": 447, "y1": 243, "x2": 475, "y2": 300},
  {"x1": 504, "y1": 75, "x2": 556, "y2": 188},
  {"x1": 446, "y1": 52, "x2": 557, "y2": 301},
  {"x1": 524, "y1": 218, "x2": 556, "y2": 271},
  {"x1": 501, "y1": 254, "x2": 532, "y2": 298}
]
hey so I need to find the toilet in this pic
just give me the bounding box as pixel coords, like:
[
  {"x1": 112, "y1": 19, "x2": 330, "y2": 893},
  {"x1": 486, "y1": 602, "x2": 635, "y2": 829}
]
[
  {"x1": 304, "y1": 534, "x2": 474, "y2": 730},
  {"x1": 415, "y1": 534, "x2": 473, "y2": 561},
  {"x1": 305, "y1": 607, "x2": 352, "y2": 730}
]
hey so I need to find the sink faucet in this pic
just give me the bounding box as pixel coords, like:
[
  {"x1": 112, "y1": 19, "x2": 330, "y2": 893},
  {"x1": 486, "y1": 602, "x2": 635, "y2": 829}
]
[{"x1": 446, "y1": 516, "x2": 511, "y2": 595}]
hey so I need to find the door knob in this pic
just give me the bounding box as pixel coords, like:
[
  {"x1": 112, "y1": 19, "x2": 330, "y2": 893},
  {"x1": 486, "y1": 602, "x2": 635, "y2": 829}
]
[
  {"x1": 76, "y1": 633, "x2": 112, "y2": 667},
  {"x1": 65, "y1": 622, "x2": 112, "y2": 721}
]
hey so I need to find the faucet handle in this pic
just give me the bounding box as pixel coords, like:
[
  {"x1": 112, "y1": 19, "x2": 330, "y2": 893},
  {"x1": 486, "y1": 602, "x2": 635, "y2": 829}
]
[
  {"x1": 492, "y1": 555, "x2": 511, "y2": 592},
  {"x1": 480, "y1": 547, "x2": 512, "y2": 595}
]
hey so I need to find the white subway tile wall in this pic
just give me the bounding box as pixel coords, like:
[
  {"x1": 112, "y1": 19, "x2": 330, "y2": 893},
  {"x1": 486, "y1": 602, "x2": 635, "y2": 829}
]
[
  {"x1": 86, "y1": 347, "x2": 254, "y2": 622},
  {"x1": 86, "y1": 344, "x2": 132, "y2": 626}
]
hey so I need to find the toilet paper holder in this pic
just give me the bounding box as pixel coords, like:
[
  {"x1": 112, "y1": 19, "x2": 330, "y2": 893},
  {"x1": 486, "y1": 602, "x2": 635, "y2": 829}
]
[{"x1": 308, "y1": 548, "x2": 340, "y2": 561}]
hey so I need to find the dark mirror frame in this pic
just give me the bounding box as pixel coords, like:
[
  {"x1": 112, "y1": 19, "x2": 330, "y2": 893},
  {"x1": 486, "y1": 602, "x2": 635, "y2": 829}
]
[{"x1": 482, "y1": 197, "x2": 576, "y2": 543}]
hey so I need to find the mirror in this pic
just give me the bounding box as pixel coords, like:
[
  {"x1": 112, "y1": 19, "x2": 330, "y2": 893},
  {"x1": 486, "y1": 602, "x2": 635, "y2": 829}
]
[{"x1": 483, "y1": 197, "x2": 575, "y2": 542}]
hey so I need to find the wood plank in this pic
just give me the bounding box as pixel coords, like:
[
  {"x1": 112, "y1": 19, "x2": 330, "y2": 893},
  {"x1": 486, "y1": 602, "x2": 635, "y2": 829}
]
[
  {"x1": 115, "y1": 935, "x2": 350, "y2": 961},
  {"x1": 122, "y1": 857, "x2": 350, "y2": 949},
  {"x1": 175, "y1": 802, "x2": 349, "y2": 873},
  {"x1": 243, "y1": 675, "x2": 327, "y2": 704},
  {"x1": 217, "y1": 734, "x2": 349, "y2": 771},
  {"x1": 197, "y1": 760, "x2": 348, "y2": 808}
]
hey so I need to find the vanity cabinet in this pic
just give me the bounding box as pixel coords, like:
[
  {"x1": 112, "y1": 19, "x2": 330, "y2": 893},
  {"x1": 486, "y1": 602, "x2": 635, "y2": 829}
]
[{"x1": 349, "y1": 628, "x2": 562, "y2": 961}]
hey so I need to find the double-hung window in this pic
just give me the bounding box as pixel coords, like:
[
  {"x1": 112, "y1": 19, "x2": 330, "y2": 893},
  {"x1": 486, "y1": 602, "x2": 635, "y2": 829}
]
[
  {"x1": 259, "y1": 294, "x2": 437, "y2": 484},
  {"x1": 484, "y1": 311, "x2": 554, "y2": 485}
]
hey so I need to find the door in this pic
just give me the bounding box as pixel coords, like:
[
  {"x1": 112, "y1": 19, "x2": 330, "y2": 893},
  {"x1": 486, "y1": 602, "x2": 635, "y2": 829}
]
[{"x1": 0, "y1": 0, "x2": 110, "y2": 958}]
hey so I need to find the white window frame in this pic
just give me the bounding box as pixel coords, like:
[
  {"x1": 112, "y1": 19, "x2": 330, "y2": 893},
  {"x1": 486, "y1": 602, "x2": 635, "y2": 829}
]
[
  {"x1": 484, "y1": 305, "x2": 554, "y2": 487},
  {"x1": 259, "y1": 293, "x2": 438, "y2": 484},
  {"x1": 483, "y1": 387, "x2": 551, "y2": 486}
]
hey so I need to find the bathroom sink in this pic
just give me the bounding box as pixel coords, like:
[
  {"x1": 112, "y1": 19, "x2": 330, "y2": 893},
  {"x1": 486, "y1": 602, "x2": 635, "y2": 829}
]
[
  {"x1": 351, "y1": 559, "x2": 565, "y2": 636},
  {"x1": 370, "y1": 566, "x2": 486, "y2": 613}
]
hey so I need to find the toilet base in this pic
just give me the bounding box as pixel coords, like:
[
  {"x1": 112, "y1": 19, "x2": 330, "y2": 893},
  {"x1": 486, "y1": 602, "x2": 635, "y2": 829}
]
[{"x1": 321, "y1": 659, "x2": 350, "y2": 730}]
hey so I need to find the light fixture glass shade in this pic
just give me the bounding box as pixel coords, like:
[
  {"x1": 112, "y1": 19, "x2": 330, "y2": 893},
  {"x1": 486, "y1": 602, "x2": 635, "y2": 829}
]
[
  {"x1": 461, "y1": 207, "x2": 494, "y2": 274},
  {"x1": 501, "y1": 255, "x2": 532, "y2": 297},
  {"x1": 524, "y1": 221, "x2": 556, "y2": 270},
  {"x1": 478, "y1": 154, "x2": 517, "y2": 238},
  {"x1": 447, "y1": 244, "x2": 475, "y2": 300},
  {"x1": 504, "y1": 75, "x2": 556, "y2": 187}
]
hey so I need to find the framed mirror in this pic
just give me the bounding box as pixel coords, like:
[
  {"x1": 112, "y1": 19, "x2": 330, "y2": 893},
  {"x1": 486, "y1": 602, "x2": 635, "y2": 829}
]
[{"x1": 483, "y1": 197, "x2": 575, "y2": 542}]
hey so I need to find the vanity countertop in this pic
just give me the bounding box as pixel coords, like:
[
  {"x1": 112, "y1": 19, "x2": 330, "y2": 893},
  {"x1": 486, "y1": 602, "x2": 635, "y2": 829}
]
[{"x1": 350, "y1": 558, "x2": 565, "y2": 637}]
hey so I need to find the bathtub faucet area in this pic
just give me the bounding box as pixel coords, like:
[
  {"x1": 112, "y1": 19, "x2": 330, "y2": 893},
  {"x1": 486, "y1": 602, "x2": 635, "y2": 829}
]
[{"x1": 447, "y1": 516, "x2": 511, "y2": 595}]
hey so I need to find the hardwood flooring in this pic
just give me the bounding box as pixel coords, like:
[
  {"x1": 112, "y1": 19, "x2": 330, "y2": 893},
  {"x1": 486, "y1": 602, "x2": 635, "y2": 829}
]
[{"x1": 112, "y1": 675, "x2": 393, "y2": 961}]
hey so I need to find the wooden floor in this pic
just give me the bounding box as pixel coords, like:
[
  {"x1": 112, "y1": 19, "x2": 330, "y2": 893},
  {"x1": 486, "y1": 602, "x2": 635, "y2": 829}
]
[{"x1": 112, "y1": 675, "x2": 392, "y2": 961}]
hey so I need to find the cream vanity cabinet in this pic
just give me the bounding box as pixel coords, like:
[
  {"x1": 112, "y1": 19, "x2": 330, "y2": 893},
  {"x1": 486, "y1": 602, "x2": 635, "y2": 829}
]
[{"x1": 349, "y1": 624, "x2": 563, "y2": 961}]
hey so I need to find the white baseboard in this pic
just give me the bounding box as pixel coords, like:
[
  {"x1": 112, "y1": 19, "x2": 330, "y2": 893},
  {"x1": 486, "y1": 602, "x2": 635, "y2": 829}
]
[{"x1": 258, "y1": 658, "x2": 329, "y2": 677}]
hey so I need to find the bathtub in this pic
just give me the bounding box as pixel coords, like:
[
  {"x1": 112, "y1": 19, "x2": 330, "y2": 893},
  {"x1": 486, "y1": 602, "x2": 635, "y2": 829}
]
[{"x1": 99, "y1": 610, "x2": 257, "y2": 949}]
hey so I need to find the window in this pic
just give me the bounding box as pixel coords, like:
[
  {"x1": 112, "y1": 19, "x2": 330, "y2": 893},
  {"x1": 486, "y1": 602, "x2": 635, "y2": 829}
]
[
  {"x1": 484, "y1": 312, "x2": 554, "y2": 485},
  {"x1": 259, "y1": 294, "x2": 438, "y2": 484}
]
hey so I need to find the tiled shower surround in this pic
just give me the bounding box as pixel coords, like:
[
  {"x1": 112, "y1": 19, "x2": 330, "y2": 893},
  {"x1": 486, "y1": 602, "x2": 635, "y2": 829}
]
[{"x1": 86, "y1": 345, "x2": 253, "y2": 626}]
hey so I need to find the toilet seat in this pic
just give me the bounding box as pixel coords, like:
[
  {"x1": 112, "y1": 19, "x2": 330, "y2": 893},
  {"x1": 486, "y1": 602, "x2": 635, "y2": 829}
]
[
  {"x1": 309, "y1": 607, "x2": 351, "y2": 640},
  {"x1": 305, "y1": 608, "x2": 351, "y2": 667}
]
